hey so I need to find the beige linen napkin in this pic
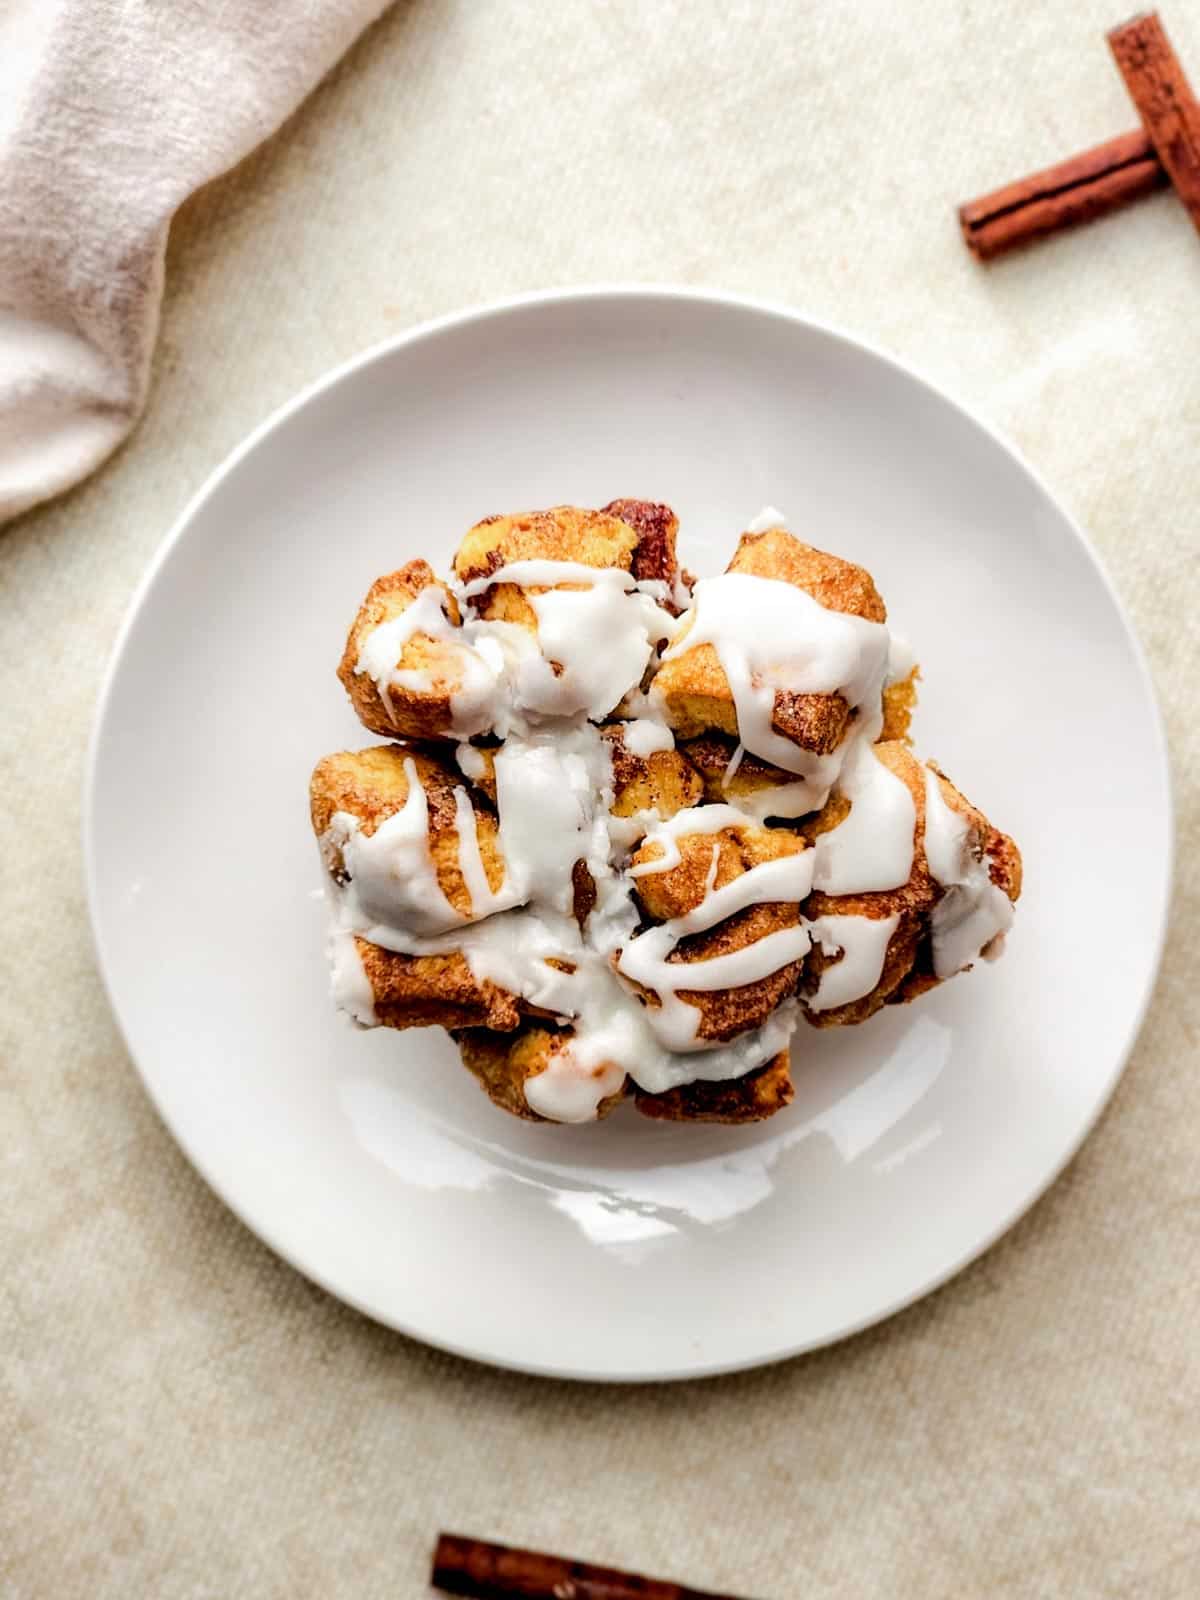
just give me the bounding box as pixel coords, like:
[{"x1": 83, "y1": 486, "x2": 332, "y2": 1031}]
[{"x1": 0, "y1": 0, "x2": 392, "y2": 524}]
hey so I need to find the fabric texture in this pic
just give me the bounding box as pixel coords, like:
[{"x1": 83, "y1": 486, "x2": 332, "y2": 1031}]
[
  {"x1": 0, "y1": 0, "x2": 392, "y2": 522},
  {"x1": 2, "y1": 2, "x2": 1198, "y2": 1596}
]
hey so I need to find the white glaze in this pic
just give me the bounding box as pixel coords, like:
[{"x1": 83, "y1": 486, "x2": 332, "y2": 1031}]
[
  {"x1": 606, "y1": 806, "x2": 672, "y2": 854},
  {"x1": 805, "y1": 913, "x2": 900, "y2": 1012},
  {"x1": 660, "y1": 571, "x2": 890, "y2": 802},
  {"x1": 627, "y1": 1002, "x2": 802, "y2": 1095},
  {"x1": 628, "y1": 803, "x2": 758, "y2": 878},
  {"x1": 492, "y1": 726, "x2": 612, "y2": 917},
  {"x1": 326, "y1": 758, "x2": 464, "y2": 937},
  {"x1": 523, "y1": 1046, "x2": 628, "y2": 1125},
  {"x1": 729, "y1": 779, "x2": 814, "y2": 822},
  {"x1": 923, "y1": 768, "x2": 1014, "y2": 978},
  {"x1": 454, "y1": 742, "x2": 489, "y2": 782},
  {"x1": 701, "y1": 842, "x2": 721, "y2": 901},
  {"x1": 457, "y1": 559, "x2": 640, "y2": 599},
  {"x1": 526, "y1": 584, "x2": 671, "y2": 717},
  {"x1": 922, "y1": 767, "x2": 969, "y2": 883},
  {"x1": 717, "y1": 734, "x2": 832, "y2": 822},
  {"x1": 812, "y1": 739, "x2": 916, "y2": 895},
  {"x1": 355, "y1": 586, "x2": 500, "y2": 738},
  {"x1": 887, "y1": 632, "x2": 916, "y2": 684},
  {"x1": 327, "y1": 921, "x2": 377, "y2": 1026},
  {"x1": 354, "y1": 876, "x2": 805, "y2": 1119},
  {"x1": 456, "y1": 560, "x2": 676, "y2": 722},
  {"x1": 451, "y1": 785, "x2": 522, "y2": 920},
  {"x1": 669, "y1": 852, "x2": 815, "y2": 936},
  {"x1": 636, "y1": 573, "x2": 693, "y2": 613},
  {"x1": 617, "y1": 853, "x2": 813, "y2": 1051},
  {"x1": 616, "y1": 687, "x2": 664, "y2": 721},
  {"x1": 619, "y1": 717, "x2": 675, "y2": 757},
  {"x1": 746, "y1": 505, "x2": 787, "y2": 534},
  {"x1": 621, "y1": 920, "x2": 810, "y2": 1001}
]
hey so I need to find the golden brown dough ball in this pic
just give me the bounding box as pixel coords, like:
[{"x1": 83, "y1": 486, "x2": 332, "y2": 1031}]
[
  {"x1": 652, "y1": 527, "x2": 886, "y2": 760},
  {"x1": 797, "y1": 743, "x2": 1021, "y2": 1025},
  {"x1": 625, "y1": 821, "x2": 809, "y2": 1044},
  {"x1": 884, "y1": 764, "x2": 1022, "y2": 1008},
  {"x1": 726, "y1": 524, "x2": 886, "y2": 620},
  {"x1": 337, "y1": 560, "x2": 487, "y2": 741},
  {"x1": 451, "y1": 506, "x2": 638, "y2": 633},
  {"x1": 602, "y1": 724, "x2": 704, "y2": 820},
  {"x1": 453, "y1": 505, "x2": 639, "y2": 583},
  {"x1": 634, "y1": 1051, "x2": 794, "y2": 1123},
  {"x1": 629, "y1": 818, "x2": 800, "y2": 921},
  {"x1": 453, "y1": 1024, "x2": 628, "y2": 1122},
  {"x1": 600, "y1": 498, "x2": 683, "y2": 592},
  {"x1": 355, "y1": 939, "x2": 524, "y2": 1032},
  {"x1": 678, "y1": 733, "x2": 805, "y2": 816},
  {"x1": 309, "y1": 743, "x2": 505, "y2": 919}
]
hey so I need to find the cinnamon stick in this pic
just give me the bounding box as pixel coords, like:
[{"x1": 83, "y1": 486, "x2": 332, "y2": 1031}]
[
  {"x1": 431, "y1": 1534, "x2": 761, "y2": 1600},
  {"x1": 958, "y1": 128, "x2": 1167, "y2": 259},
  {"x1": 1108, "y1": 11, "x2": 1200, "y2": 237}
]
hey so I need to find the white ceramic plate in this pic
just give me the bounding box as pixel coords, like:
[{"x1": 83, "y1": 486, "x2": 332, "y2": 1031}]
[{"x1": 87, "y1": 288, "x2": 1171, "y2": 1381}]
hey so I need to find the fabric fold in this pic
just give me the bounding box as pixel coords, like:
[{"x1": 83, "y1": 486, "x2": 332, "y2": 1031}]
[{"x1": 0, "y1": 0, "x2": 394, "y2": 524}]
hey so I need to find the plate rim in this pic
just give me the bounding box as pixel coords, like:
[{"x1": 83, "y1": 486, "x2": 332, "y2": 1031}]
[{"x1": 83, "y1": 283, "x2": 1176, "y2": 1381}]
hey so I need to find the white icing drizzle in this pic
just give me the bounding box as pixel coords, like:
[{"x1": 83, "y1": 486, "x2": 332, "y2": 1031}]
[
  {"x1": 805, "y1": 913, "x2": 900, "y2": 1013},
  {"x1": 812, "y1": 739, "x2": 917, "y2": 894},
  {"x1": 492, "y1": 726, "x2": 613, "y2": 917},
  {"x1": 456, "y1": 560, "x2": 677, "y2": 723},
  {"x1": 327, "y1": 921, "x2": 377, "y2": 1026},
  {"x1": 635, "y1": 573, "x2": 692, "y2": 613},
  {"x1": 663, "y1": 852, "x2": 815, "y2": 937},
  {"x1": 722, "y1": 742, "x2": 746, "y2": 785},
  {"x1": 718, "y1": 740, "x2": 829, "y2": 825},
  {"x1": 457, "y1": 559, "x2": 641, "y2": 599},
  {"x1": 325, "y1": 757, "x2": 523, "y2": 938},
  {"x1": 327, "y1": 758, "x2": 464, "y2": 937},
  {"x1": 702, "y1": 842, "x2": 721, "y2": 900},
  {"x1": 617, "y1": 687, "x2": 664, "y2": 721},
  {"x1": 923, "y1": 769, "x2": 1014, "y2": 979},
  {"x1": 454, "y1": 742, "x2": 488, "y2": 782},
  {"x1": 357, "y1": 560, "x2": 681, "y2": 746},
  {"x1": 660, "y1": 571, "x2": 890, "y2": 803},
  {"x1": 451, "y1": 786, "x2": 520, "y2": 920},
  {"x1": 922, "y1": 768, "x2": 969, "y2": 885},
  {"x1": 523, "y1": 998, "x2": 802, "y2": 1119},
  {"x1": 521, "y1": 585, "x2": 669, "y2": 719},
  {"x1": 459, "y1": 618, "x2": 543, "y2": 738},
  {"x1": 355, "y1": 586, "x2": 500, "y2": 738},
  {"x1": 618, "y1": 926, "x2": 812, "y2": 1049},
  {"x1": 617, "y1": 853, "x2": 814, "y2": 1050},
  {"x1": 618, "y1": 716, "x2": 675, "y2": 757},
  {"x1": 524, "y1": 1048, "x2": 628, "y2": 1124},
  {"x1": 887, "y1": 632, "x2": 916, "y2": 684},
  {"x1": 628, "y1": 803, "x2": 758, "y2": 878},
  {"x1": 731, "y1": 781, "x2": 815, "y2": 822},
  {"x1": 746, "y1": 505, "x2": 787, "y2": 534},
  {"x1": 606, "y1": 806, "x2": 672, "y2": 854}
]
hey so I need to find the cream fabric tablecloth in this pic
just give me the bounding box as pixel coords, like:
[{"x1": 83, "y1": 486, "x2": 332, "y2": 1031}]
[{"x1": 3, "y1": 3, "x2": 1197, "y2": 1595}]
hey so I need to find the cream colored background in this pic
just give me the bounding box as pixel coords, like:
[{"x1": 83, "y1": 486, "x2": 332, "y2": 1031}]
[{"x1": 3, "y1": 2, "x2": 1198, "y2": 1595}]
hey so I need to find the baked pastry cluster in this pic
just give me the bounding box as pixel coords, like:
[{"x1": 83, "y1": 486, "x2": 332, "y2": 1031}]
[{"x1": 310, "y1": 501, "x2": 1021, "y2": 1125}]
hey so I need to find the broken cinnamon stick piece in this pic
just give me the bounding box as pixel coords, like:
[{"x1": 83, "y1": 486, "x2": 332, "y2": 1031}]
[
  {"x1": 432, "y1": 1534, "x2": 761, "y2": 1600},
  {"x1": 958, "y1": 128, "x2": 1166, "y2": 259},
  {"x1": 1108, "y1": 11, "x2": 1200, "y2": 238}
]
